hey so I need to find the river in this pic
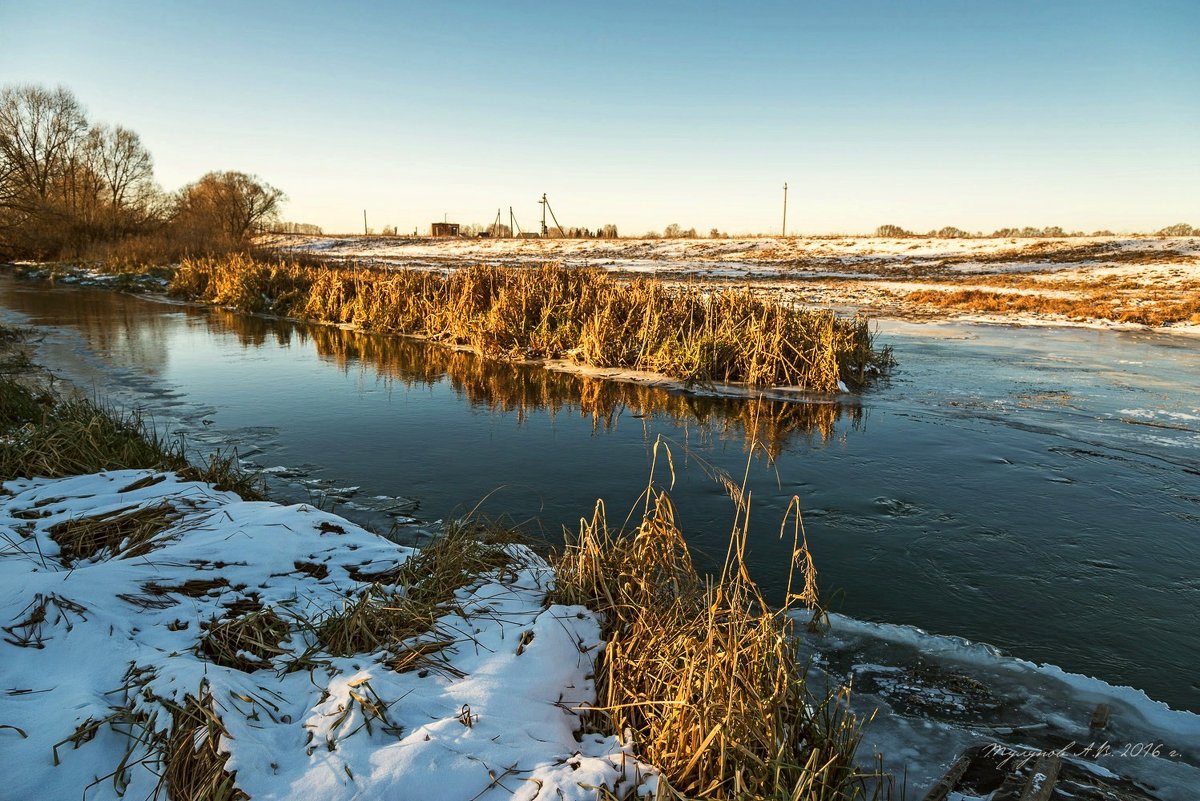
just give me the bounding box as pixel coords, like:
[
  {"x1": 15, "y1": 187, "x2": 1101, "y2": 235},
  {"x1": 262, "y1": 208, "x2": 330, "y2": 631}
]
[{"x1": 1, "y1": 272, "x2": 1197, "y2": 717}]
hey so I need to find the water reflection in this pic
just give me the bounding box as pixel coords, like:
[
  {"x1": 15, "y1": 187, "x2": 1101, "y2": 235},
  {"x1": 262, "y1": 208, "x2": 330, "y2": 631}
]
[
  {"x1": 5, "y1": 282, "x2": 173, "y2": 375},
  {"x1": 206, "y1": 308, "x2": 863, "y2": 459}
]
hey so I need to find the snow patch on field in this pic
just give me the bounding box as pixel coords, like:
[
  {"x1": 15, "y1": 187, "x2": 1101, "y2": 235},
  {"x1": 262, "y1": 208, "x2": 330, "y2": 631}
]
[{"x1": 264, "y1": 234, "x2": 1200, "y2": 279}]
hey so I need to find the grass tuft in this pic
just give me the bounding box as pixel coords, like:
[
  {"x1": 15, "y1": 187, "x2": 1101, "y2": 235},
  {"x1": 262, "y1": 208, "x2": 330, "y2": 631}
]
[
  {"x1": 551, "y1": 440, "x2": 879, "y2": 800},
  {"x1": 315, "y1": 522, "x2": 518, "y2": 663},
  {"x1": 0, "y1": 375, "x2": 263, "y2": 499},
  {"x1": 48, "y1": 502, "x2": 179, "y2": 565},
  {"x1": 198, "y1": 608, "x2": 290, "y2": 672},
  {"x1": 163, "y1": 688, "x2": 248, "y2": 801}
]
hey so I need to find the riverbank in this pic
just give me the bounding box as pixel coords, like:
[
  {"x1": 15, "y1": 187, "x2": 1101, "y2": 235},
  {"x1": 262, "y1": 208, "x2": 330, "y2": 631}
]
[{"x1": 0, "y1": 325, "x2": 881, "y2": 800}]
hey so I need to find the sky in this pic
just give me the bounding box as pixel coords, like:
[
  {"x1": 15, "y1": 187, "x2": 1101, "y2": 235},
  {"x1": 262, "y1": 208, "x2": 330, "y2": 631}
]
[{"x1": 2, "y1": 0, "x2": 1197, "y2": 236}]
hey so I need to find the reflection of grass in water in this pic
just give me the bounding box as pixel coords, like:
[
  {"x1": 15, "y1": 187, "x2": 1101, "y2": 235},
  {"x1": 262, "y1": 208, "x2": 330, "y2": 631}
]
[
  {"x1": 173, "y1": 255, "x2": 890, "y2": 392},
  {"x1": 283, "y1": 323, "x2": 862, "y2": 459}
]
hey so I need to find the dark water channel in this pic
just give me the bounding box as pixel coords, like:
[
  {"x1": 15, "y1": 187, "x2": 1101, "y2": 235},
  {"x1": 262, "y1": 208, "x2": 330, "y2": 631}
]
[{"x1": 2, "y1": 273, "x2": 1198, "y2": 713}]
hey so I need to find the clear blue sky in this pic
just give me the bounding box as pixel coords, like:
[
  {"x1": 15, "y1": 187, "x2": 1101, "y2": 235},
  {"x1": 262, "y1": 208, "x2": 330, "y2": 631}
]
[{"x1": 2, "y1": 0, "x2": 1197, "y2": 235}]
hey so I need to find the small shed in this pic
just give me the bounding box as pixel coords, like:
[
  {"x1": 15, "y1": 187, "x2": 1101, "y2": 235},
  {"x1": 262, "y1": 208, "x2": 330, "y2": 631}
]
[{"x1": 431, "y1": 222, "x2": 460, "y2": 237}]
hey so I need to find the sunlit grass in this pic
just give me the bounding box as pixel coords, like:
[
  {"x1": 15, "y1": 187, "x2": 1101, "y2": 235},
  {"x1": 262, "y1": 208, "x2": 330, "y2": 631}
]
[{"x1": 550, "y1": 439, "x2": 887, "y2": 800}]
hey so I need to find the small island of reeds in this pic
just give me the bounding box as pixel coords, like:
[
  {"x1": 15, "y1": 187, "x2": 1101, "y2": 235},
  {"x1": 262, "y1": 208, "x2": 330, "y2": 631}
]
[{"x1": 168, "y1": 255, "x2": 891, "y2": 393}]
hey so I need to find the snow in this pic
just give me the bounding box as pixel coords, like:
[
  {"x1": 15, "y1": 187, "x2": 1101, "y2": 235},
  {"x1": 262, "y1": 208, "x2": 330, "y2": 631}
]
[
  {"x1": 0, "y1": 470, "x2": 657, "y2": 800},
  {"x1": 6, "y1": 470, "x2": 1197, "y2": 798},
  {"x1": 264, "y1": 234, "x2": 1200, "y2": 282}
]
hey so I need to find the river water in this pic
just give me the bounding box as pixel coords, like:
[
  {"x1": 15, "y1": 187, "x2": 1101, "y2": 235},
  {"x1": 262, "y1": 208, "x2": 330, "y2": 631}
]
[{"x1": 2, "y1": 273, "x2": 1197, "y2": 717}]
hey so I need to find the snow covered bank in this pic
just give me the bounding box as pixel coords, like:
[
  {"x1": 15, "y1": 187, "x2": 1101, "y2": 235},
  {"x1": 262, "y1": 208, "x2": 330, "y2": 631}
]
[{"x1": 0, "y1": 470, "x2": 657, "y2": 800}]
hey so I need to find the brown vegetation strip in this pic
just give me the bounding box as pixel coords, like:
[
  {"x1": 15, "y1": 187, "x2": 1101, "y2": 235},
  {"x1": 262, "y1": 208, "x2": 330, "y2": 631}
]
[
  {"x1": 907, "y1": 288, "x2": 1200, "y2": 326},
  {"x1": 170, "y1": 255, "x2": 889, "y2": 392}
]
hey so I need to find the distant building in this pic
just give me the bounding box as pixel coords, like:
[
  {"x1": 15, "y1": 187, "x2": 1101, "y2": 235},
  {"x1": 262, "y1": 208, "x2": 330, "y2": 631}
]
[{"x1": 431, "y1": 222, "x2": 460, "y2": 237}]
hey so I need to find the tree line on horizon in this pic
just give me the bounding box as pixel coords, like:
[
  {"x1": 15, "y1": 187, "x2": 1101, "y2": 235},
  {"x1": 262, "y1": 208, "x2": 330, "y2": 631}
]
[
  {"x1": 0, "y1": 84, "x2": 285, "y2": 262},
  {"x1": 873, "y1": 223, "x2": 1198, "y2": 239}
]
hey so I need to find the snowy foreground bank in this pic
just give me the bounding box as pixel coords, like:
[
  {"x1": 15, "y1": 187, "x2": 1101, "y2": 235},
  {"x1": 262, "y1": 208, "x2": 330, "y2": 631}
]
[
  {"x1": 0, "y1": 471, "x2": 657, "y2": 800},
  {"x1": 5, "y1": 470, "x2": 1200, "y2": 800}
]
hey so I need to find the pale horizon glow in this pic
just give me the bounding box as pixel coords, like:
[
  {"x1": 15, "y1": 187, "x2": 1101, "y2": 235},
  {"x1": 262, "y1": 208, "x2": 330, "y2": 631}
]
[{"x1": 2, "y1": 1, "x2": 1197, "y2": 236}]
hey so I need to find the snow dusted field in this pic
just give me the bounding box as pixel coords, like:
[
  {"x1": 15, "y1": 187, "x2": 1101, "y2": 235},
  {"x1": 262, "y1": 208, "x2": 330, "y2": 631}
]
[
  {"x1": 264, "y1": 234, "x2": 1200, "y2": 332},
  {"x1": 0, "y1": 470, "x2": 656, "y2": 801}
]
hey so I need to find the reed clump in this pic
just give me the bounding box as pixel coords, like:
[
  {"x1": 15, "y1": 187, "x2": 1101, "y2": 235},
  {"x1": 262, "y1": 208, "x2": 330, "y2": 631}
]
[
  {"x1": 293, "y1": 323, "x2": 860, "y2": 459},
  {"x1": 551, "y1": 444, "x2": 875, "y2": 800},
  {"x1": 171, "y1": 255, "x2": 890, "y2": 392}
]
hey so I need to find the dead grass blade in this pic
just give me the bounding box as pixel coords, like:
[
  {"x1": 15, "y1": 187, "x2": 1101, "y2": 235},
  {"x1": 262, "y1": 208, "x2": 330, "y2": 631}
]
[{"x1": 163, "y1": 688, "x2": 248, "y2": 801}]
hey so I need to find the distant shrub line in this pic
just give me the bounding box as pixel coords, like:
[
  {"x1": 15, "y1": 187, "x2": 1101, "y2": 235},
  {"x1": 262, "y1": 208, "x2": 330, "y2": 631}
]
[
  {"x1": 169, "y1": 255, "x2": 890, "y2": 392},
  {"x1": 874, "y1": 223, "x2": 1198, "y2": 239}
]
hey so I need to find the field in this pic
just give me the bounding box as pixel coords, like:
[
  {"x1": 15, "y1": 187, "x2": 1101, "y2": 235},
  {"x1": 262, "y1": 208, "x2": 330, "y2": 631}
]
[{"x1": 263, "y1": 234, "x2": 1200, "y2": 331}]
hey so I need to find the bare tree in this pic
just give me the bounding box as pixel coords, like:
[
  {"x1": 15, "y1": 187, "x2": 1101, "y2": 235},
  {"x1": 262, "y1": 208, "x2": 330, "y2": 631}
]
[
  {"x1": 0, "y1": 84, "x2": 88, "y2": 206},
  {"x1": 92, "y1": 125, "x2": 155, "y2": 223},
  {"x1": 0, "y1": 85, "x2": 91, "y2": 254},
  {"x1": 173, "y1": 171, "x2": 285, "y2": 242}
]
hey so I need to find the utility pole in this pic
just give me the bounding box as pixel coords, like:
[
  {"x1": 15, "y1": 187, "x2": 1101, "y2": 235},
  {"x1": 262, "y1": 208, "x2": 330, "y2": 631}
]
[
  {"x1": 363, "y1": 209, "x2": 368, "y2": 236},
  {"x1": 781, "y1": 183, "x2": 788, "y2": 238},
  {"x1": 540, "y1": 193, "x2": 566, "y2": 238},
  {"x1": 509, "y1": 207, "x2": 515, "y2": 238}
]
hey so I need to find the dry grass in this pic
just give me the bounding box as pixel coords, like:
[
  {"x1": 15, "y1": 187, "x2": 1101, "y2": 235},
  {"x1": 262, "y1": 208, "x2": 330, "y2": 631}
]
[
  {"x1": 163, "y1": 689, "x2": 248, "y2": 801},
  {"x1": 48, "y1": 501, "x2": 180, "y2": 566},
  {"x1": 171, "y1": 255, "x2": 889, "y2": 392},
  {"x1": 3, "y1": 592, "x2": 88, "y2": 648},
  {"x1": 550, "y1": 441, "x2": 878, "y2": 800},
  {"x1": 315, "y1": 522, "x2": 519, "y2": 662},
  {"x1": 198, "y1": 608, "x2": 290, "y2": 672},
  {"x1": 907, "y1": 287, "x2": 1200, "y2": 326}
]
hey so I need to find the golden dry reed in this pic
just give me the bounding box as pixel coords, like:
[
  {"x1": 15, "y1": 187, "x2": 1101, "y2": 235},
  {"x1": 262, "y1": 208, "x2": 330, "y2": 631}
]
[
  {"x1": 171, "y1": 255, "x2": 888, "y2": 392},
  {"x1": 551, "y1": 440, "x2": 879, "y2": 800}
]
